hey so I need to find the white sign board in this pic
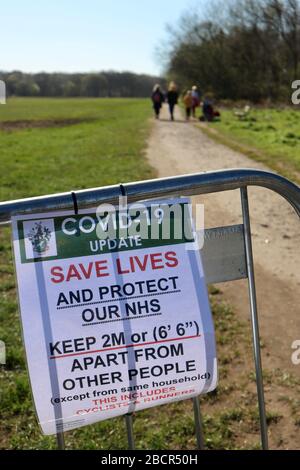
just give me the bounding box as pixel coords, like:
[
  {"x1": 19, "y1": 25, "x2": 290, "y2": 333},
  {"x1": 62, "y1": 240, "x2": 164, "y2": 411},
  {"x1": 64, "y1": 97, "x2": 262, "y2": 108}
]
[{"x1": 12, "y1": 198, "x2": 217, "y2": 435}]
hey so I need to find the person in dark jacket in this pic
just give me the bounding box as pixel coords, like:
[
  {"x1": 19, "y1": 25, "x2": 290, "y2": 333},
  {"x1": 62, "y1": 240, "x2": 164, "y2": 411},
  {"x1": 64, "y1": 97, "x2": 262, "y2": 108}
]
[
  {"x1": 151, "y1": 84, "x2": 164, "y2": 119},
  {"x1": 167, "y1": 81, "x2": 178, "y2": 121}
]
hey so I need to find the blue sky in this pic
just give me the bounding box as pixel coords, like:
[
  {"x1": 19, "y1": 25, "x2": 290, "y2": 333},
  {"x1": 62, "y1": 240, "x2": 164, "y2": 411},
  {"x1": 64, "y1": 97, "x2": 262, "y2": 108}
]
[{"x1": 0, "y1": 0, "x2": 200, "y2": 76}]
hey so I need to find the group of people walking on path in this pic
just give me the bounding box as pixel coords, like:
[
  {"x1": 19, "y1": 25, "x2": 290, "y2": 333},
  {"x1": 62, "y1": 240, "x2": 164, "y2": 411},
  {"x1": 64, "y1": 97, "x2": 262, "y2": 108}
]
[
  {"x1": 151, "y1": 82, "x2": 178, "y2": 121},
  {"x1": 151, "y1": 82, "x2": 220, "y2": 122}
]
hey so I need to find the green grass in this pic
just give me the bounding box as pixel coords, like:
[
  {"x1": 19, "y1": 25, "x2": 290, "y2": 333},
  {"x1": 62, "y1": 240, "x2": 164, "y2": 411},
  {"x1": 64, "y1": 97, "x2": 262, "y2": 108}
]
[
  {"x1": 200, "y1": 107, "x2": 300, "y2": 183},
  {"x1": 0, "y1": 98, "x2": 154, "y2": 200},
  {"x1": 0, "y1": 97, "x2": 156, "y2": 449},
  {"x1": 0, "y1": 98, "x2": 299, "y2": 449}
]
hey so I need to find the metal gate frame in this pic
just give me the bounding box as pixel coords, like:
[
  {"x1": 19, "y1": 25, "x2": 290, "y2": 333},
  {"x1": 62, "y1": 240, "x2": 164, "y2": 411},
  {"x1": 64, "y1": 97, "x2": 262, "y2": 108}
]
[{"x1": 1, "y1": 168, "x2": 299, "y2": 450}]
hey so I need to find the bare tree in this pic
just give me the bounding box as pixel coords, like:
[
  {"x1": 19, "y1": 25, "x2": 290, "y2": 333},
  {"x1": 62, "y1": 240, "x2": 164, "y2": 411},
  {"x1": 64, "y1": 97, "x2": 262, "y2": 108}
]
[{"x1": 163, "y1": 0, "x2": 300, "y2": 101}]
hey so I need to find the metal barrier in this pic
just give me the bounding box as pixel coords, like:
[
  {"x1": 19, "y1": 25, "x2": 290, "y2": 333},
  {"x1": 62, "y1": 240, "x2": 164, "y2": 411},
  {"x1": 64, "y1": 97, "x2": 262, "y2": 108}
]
[{"x1": 1, "y1": 168, "x2": 299, "y2": 450}]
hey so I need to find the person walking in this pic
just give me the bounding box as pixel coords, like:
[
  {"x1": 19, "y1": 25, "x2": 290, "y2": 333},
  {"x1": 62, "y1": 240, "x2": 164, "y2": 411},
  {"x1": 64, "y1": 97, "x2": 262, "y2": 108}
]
[
  {"x1": 183, "y1": 90, "x2": 193, "y2": 121},
  {"x1": 191, "y1": 85, "x2": 200, "y2": 118},
  {"x1": 151, "y1": 84, "x2": 164, "y2": 119},
  {"x1": 167, "y1": 81, "x2": 178, "y2": 121}
]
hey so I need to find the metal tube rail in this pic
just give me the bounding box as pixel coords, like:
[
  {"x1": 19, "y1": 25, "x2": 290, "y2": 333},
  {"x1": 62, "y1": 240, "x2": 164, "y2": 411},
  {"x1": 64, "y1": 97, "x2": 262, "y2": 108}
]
[{"x1": 0, "y1": 169, "x2": 299, "y2": 222}]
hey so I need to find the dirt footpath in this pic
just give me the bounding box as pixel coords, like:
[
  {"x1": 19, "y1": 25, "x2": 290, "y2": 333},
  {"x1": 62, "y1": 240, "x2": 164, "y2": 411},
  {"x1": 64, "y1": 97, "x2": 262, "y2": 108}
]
[{"x1": 146, "y1": 105, "x2": 300, "y2": 384}]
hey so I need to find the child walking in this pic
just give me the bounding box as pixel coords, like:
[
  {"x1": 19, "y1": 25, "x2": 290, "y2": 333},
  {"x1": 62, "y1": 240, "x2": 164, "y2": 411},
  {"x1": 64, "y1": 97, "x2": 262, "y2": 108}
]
[
  {"x1": 183, "y1": 90, "x2": 193, "y2": 121},
  {"x1": 191, "y1": 85, "x2": 200, "y2": 117}
]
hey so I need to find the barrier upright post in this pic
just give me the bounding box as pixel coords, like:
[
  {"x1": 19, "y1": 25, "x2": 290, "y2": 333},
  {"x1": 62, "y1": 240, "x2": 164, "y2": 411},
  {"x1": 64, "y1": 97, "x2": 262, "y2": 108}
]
[
  {"x1": 193, "y1": 397, "x2": 205, "y2": 449},
  {"x1": 56, "y1": 432, "x2": 65, "y2": 450},
  {"x1": 125, "y1": 414, "x2": 135, "y2": 450},
  {"x1": 240, "y1": 187, "x2": 269, "y2": 450}
]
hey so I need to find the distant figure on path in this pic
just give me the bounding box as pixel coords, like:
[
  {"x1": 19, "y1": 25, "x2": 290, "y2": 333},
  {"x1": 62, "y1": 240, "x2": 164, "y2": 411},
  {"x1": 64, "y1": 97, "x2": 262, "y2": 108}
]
[
  {"x1": 202, "y1": 95, "x2": 214, "y2": 121},
  {"x1": 183, "y1": 90, "x2": 193, "y2": 121},
  {"x1": 191, "y1": 85, "x2": 200, "y2": 118},
  {"x1": 151, "y1": 84, "x2": 165, "y2": 119},
  {"x1": 199, "y1": 93, "x2": 221, "y2": 122},
  {"x1": 167, "y1": 81, "x2": 178, "y2": 121}
]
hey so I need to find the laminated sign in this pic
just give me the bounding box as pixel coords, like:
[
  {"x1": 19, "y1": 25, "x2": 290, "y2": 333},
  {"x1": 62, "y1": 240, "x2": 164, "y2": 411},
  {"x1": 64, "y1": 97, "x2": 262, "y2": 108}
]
[{"x1": 12, "y1": 198, "x2": 217, "y2": 435}]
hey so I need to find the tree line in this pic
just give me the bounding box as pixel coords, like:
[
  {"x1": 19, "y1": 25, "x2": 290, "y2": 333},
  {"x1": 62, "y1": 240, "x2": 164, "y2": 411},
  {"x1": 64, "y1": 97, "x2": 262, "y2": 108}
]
[
  {"x1": 163, "y1": 0, "x2": 300, "y2": 102},
  {"x1": 0, "y1": 71, "x2": 165, "y2": 98}
]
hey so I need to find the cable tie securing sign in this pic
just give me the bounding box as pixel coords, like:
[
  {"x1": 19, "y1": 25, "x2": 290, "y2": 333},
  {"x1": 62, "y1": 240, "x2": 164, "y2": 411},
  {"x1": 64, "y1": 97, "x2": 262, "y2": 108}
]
[
  {"x1": 119, "y1": 184, "x2": 127, "y2": 197},
  {"x1": 119, "y1": 184, "x2": 127, "y2": 209},
  {"x1": 71, "y1": 191, "x2": 78, "y2": 215}
]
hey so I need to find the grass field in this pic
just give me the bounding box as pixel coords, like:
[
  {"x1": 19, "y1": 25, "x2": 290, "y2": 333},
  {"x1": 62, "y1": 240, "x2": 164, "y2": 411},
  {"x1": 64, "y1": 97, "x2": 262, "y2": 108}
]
[
  {"x1": 201, "y1": 107, "x2": 300, "y2": 183},
  {"x1": 0, "y1": 98, "x2": 299, "y2": 449},
  {"x1": 0, "y1": 98, "x2": 154, "y2": 200}
]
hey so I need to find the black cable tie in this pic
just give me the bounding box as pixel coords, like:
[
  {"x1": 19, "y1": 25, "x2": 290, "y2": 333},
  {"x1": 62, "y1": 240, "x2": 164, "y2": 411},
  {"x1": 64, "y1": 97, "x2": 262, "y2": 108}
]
[
  {"x1": 71, "y1": 191, "x2": 78, "y2": 215},
  {"x1": 119, "y1": 184, "x2": 127, "y2": 197}
]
